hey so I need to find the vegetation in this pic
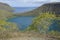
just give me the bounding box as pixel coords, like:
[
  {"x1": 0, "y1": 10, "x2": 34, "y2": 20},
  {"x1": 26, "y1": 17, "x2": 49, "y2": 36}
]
[
  {"x1": 48, "y1": 17, "x2": 60, "y2": 39},
  {"x1": 49, "y1": 30, "x2": 60, "y2": 37},
  {"x1": 0, "y1": 10, "x2": 19, "y2": 39},
  {"x1": 0, "y1": 20, "x2": 18, "y2": 31},
  {"x1": 0, "y1": 2, "x2": 60, "y2": 40},
  {"x1": 0, "y1": 9, "x2": 19, "y2": 32},
  {"x1": 48, "y1": 30, "x2": 60, "y2": 40},
  {"x1": 27, "y1": 12, "x2": 60, "y2": 39},
  {"x1": 0, "y1": 2, "x2": 13, "y2": 12},
  {"x1": 27, "y1": 12, "x2": 56, "y2": 33},
  {"x1": 0, "y1": 3, "x2": 20, "y2": 39},
  {"x1": 0, "y1": 10, "x2": 14, "y2": 20}
]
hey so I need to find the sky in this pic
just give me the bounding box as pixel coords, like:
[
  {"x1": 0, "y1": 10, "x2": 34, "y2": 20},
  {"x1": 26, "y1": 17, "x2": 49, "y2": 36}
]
[{"x1": 0, "y1": 0, "x2": 60, "y2": 7}]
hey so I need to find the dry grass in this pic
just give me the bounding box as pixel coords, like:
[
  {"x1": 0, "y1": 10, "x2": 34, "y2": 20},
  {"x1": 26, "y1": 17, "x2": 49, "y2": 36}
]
[{"x1": 0, "y1": 31, "x2": 59, "y2": 40}]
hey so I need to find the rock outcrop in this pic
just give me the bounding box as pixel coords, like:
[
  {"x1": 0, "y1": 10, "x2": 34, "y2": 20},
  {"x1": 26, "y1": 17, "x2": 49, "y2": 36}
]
[{"x1": 15, "y1": 2, "x2": 60, "y2": 17}]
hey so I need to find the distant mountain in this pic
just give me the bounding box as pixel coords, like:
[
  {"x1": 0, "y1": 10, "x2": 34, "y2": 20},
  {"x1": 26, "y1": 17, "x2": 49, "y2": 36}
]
[{"x1": 15, "y1": 2, "x2": 60, "y2": 16}]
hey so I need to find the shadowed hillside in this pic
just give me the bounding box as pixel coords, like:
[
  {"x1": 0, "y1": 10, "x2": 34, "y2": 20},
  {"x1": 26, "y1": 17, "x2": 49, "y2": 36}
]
[{"x1": 15, "y1": 2, "x2": 60, "y2": 16}]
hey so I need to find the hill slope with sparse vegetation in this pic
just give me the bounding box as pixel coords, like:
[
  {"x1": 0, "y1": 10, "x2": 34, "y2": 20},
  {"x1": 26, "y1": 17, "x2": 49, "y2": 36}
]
[{"x1": 15, "y1": 2, "x2": 60, "y2": 16}]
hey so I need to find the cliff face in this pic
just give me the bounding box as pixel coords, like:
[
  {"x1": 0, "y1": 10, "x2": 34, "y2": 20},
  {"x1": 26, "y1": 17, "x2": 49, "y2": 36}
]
[
  {"x1": 16, "y1": 2, "x2": 60, "y2": 16},
  {"x1": 39, "y1": 2, "x2": 60, "y2": 17}
]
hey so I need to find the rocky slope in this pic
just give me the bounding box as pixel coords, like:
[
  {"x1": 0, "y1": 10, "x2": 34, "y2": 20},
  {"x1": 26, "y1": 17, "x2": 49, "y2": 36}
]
[
  {"x1": 15, "y1": 2, "x2": 60, "y2": 16},
  {"x1": 0, "y1": 2, "x2": 13, "y2": 12},
  {"x1": 0, "y1": 2, "x2": 14, "y2": 20}
]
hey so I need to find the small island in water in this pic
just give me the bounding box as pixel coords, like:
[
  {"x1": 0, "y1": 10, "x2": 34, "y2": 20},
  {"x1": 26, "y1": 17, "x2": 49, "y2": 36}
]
[{"x1": 0, "y1": 2, "x2": 60, "y2": 40}]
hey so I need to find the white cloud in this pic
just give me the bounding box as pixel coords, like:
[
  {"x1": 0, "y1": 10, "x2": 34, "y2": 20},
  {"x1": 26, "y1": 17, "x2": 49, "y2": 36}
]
[{"x1": 49, "y1": 0, "x2": 60, "y2": 2}]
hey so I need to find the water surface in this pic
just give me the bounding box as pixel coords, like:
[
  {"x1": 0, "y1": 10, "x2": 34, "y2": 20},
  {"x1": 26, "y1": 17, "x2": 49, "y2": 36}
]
[{"x1": 8, "y1": 16, "x2": 34, "y2": 30}]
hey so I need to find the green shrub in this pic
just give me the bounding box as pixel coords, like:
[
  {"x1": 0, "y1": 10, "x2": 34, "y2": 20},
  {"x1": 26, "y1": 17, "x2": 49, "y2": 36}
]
[
  {"x1": 27, "y1": 12, "x2": 56, "y2": 34},
  {"x1": 0, "y1": 10, "x2": 18, "y2": 32}
]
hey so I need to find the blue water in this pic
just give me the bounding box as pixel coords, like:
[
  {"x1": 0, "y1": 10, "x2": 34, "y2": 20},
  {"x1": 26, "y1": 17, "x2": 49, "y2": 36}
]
[
  {"x1": 13, "y1": 7, "x2": 36, "y2": 13},
  {"x1": 8, "y1": 7, "x2": 60, "y2": 31},
  {"x1": 8, "y1": 7, "x2": 36, "y2": 30},
  {"x1": 49, "y1": 20, "x2": 60, "y2": 31},
  {"x1": 8, "y1": 16, "x2": 34, "y2": 30},
  {"x1": 7, "y1": 16, "x2": 60, "y2": 31}
]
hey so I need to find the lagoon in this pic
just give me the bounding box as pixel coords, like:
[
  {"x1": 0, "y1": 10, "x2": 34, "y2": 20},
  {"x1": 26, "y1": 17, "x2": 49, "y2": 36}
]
[
  {"x1": 7, "y1": 16, "x2": 60, "y2": 31},
  {"x1": 7, "y1": 16, "x2": 35, "y2": 30}
]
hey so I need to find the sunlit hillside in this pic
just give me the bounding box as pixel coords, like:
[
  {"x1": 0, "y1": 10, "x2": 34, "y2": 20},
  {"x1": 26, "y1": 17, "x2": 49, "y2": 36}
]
[{"x1": 0, "y1": 2, "x2": 60, "y2": 40}]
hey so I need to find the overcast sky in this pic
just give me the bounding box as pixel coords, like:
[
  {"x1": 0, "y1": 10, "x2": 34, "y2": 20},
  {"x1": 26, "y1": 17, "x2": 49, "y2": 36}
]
[{"x1": 0, "y1": 0, "x2": 60, "y2": 7}]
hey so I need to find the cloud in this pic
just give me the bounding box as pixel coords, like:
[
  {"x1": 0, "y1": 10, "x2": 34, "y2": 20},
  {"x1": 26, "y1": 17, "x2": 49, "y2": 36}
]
[
  {"x1": 0, "y1": 0, "x2": 45, "y2": 7},
  {"x1": 49, "y1": 0, "x2": 60, "y2": 2}
]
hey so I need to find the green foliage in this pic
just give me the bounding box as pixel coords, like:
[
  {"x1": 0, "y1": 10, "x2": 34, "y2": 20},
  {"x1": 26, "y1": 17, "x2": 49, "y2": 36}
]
[
  {"x1": 0, "y1": 10, "x2": 13, "y2": 20},
  {"x1": 48, "y1": 30, "x2": 60, "y2": 40},
  {"x1": 48, "y1": 17, "x2": 60, "y2": 39},
  {"x1": 0, "y1": 4, "x2": 19, "y2": 39},
  {"x1": 49, "y1": 30, "x2": 60, "y2": 36},
  {"x1": 0, "y1": 10, "x2": 18, "y2": 32},
  {"x1": 0, "y1": 20, "x2": 18, "y2": 32},
  {"x1": 27, "y1": 12, "x2": 56, "y2": 33},
  {"x1": 27, "y1": 12, "x2": 60, "y2": 39}
]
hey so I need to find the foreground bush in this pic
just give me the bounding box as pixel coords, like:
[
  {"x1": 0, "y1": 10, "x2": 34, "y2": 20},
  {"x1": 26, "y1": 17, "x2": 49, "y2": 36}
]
[
  {"x1": 0, "y1": 20, "x2": 18, "y2": 32},
  {"x1": 0, "y1": 10, "x2": 18, "y2": 32},
  {"x1": 27, "y1": 12, "x2": 56, "y2": 33},
  {"x1": 27, "y1": 12, "x2": 60, "y2": 39}
]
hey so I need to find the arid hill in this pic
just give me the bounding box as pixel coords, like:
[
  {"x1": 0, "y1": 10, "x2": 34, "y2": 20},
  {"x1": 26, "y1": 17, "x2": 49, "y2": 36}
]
[{"x1": 15, "y1": 2, "x2": 60, "y2": 16}]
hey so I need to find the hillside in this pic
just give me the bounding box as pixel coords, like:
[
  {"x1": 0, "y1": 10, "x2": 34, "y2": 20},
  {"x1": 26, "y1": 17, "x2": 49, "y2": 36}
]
[
  {"x1": 0, "y1": 2, "x2": 14, "y2": 12},
  {"x1": 15, "y1": 2, "x2": 60, "y2": 16},
  {"x1": 0, "y1": 2, "x2": 14, "y2": 20},
  {"x1": 0, "y1": 2, "x2": 18, "y2": 33}
]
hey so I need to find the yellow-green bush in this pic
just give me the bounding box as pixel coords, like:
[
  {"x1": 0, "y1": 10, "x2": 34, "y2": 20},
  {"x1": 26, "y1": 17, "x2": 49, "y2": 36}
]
[
  {"x1": 27, "y1": 12, "x2": 60, "y2": 39},
  {"x1": 27, "y1": 12, "x2": 56, "y2": 33},
  {"x1": 49, "y1": 30, "x2": 60, "y2": 36},
  {"x1": 0, "y1": 10, "x2": 13, "y2": 20},
  {"x1": 0, "y1": 9, "x2": 19, "y2": 39},
  {"x1": 48, "y1": 30, "x2": 60, "y2": 40},
  {"x1": 0, "y1": 10, "x2": 18, "y2": 32},
  {"x1": 0, "y1": 20, "x2": 18, "y2": 32}
]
